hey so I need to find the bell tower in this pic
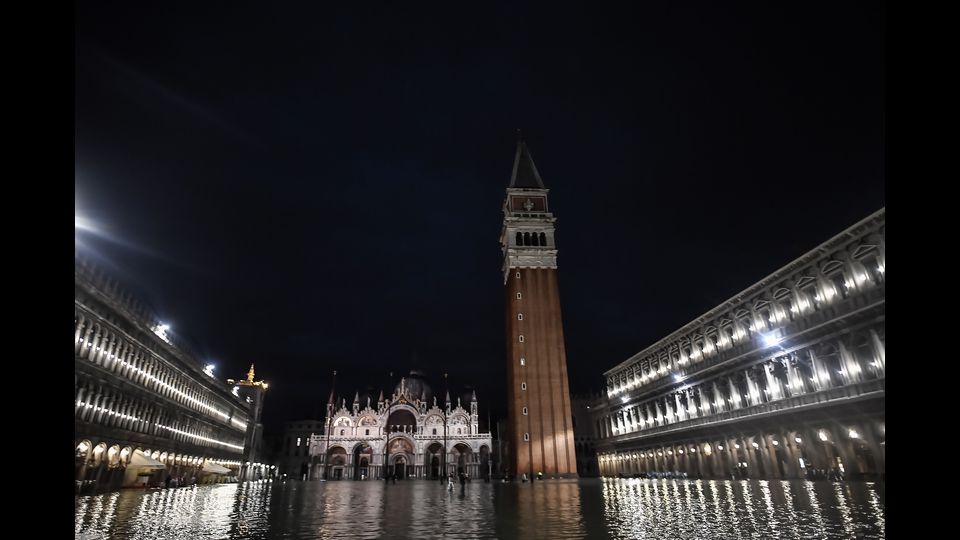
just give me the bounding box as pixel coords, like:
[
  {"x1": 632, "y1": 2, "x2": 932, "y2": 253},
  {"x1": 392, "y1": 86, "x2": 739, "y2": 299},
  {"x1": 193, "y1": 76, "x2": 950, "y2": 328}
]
[{"x1": 501, "y1": 138, "x2": 577, "y2": 478}]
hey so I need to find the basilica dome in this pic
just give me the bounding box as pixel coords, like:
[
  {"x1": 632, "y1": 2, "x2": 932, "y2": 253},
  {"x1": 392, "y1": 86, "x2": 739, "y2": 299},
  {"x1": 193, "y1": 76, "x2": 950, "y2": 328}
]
[{"x1": 394, "y1": 370, "x2": 434, "y2": 403}]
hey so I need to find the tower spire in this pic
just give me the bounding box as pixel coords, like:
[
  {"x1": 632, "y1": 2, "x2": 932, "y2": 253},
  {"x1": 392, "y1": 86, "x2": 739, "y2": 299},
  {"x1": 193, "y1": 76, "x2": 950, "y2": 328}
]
[{"x1": 509, "y1": 138, "x2": 546, "y2": 189}]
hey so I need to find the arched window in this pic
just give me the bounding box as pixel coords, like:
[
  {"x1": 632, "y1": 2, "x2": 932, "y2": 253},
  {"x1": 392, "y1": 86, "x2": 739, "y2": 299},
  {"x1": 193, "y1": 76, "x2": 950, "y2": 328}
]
[
  {"x1": 539, "y1": 232, "x2": 546, "y2": 246},
  {"x1": 516, "y1": 232, "x2": 523, "y2": 246},
  {"x1": 523, "y1": 232, "x2": 531, "y2": 245},
  {"x1": 531, "y1": 233, "x2": 539, "y2": 246},
  {"x1": 433, "y1": 428, "x2": 437, "y2": 435},
  {"x1": 340, "y1": 429, "x2": 344, "y2": 436}
]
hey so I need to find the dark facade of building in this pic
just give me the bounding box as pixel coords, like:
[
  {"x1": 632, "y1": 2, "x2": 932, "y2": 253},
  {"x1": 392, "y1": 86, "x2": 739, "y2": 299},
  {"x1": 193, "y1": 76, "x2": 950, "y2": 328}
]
[
  {"x1": 75, "y1": 255, "x2": 270, "y2": 493},
  {"x1": 279, "y1": 419, "x2": 325, "y2": 479},
  {"x1": 501, "y1": 140, "x2": 577, "y2": 478},
  {"x1": 571, "y1": 393, "x2": 602, "y2": 477},
  {"x1": 592, "y1": 210, "x2": 885, "y2": 481}
]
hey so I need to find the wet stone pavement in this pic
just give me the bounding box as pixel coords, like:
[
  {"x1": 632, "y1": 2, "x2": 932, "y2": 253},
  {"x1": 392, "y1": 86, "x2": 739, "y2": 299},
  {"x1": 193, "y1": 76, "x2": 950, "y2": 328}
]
[{"x1": 75, "y1": 477, "x2": 885, "y2": 539}]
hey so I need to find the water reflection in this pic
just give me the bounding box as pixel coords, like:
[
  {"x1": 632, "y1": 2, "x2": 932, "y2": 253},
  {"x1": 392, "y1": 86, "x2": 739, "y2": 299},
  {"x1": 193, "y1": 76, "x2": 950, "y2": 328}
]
[{"x1": 75, "y1": 478, "x2": 884, "y2": 539}]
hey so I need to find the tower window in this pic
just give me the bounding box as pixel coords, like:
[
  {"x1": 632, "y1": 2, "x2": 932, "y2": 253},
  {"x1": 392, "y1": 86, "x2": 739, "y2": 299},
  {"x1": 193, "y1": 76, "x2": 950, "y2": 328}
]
[
  {"x1": 517, "y1": 292, "x2": 522, "y2": 300},
  {"x1": 518, "y1": 313, "x2": 523, "y2": 320},
  {"x1": 516, "y1": 272, "x2": 521, "y2": 279},
  {"x1": 531, "y1": 233, "x2": 540, "y2": 246},
  {"x1": 297, "y1": 437, "x2": 301, "y2": 447},
  {"x1": 524, "y1": 433, "x2": 530, "y2": 442},
  {"x1": 516, "y1": 232, "x2": 523, "y2": 246},
  {"x1": 433, "y1": 428, "x2": 437, "y2": 435},
  {"x1": 520, "y1": 358, "x2": 525, "y2": 366},
  {"x1": 519, "y1": 335, "x2": 524, "y2": 343},
  {"x1": 540, "y1": 232, "x2": 547, "y2": 246},
  {"x1": 365, "y1": 429, "x2": 369, "y2": 436},
  {"x1": 521, "y1": 382, "x2": 527, "y2": 390},
  {"x1": 340, "y1": 429, "x2": 344, "y2": 436},
  {"x1": 523, "y1": 407, "x2": 528, "y2": 415},
  {"x1": 523, "y1": 232, "x2": 531, "y2": 245}
]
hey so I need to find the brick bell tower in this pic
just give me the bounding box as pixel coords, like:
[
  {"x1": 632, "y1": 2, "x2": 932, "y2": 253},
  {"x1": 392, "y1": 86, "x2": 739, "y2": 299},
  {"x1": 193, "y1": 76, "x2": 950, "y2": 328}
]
[{"x1": 501, "y1": 137, "x2": 577, "y2": 478}]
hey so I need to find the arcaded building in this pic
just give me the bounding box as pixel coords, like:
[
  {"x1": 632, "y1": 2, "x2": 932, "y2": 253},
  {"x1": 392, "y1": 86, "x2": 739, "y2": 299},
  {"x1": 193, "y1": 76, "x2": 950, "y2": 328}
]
[
  {"x1": 75, "y1": 255, "x2": 270, "y2": 493},
  {"x1": 592, "y1": 209, "x2": 885, "y2": 480}
]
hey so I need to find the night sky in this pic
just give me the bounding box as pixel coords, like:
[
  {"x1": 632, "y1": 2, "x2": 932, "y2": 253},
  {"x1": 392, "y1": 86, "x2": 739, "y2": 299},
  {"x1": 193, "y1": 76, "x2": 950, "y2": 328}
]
[{"x1": 75, "y1": 3, "x2": 885, "y2": 435}]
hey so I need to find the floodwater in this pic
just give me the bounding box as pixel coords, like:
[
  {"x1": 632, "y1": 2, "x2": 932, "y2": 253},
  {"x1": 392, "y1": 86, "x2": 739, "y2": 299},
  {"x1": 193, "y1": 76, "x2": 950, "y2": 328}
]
[{"x1": 75, "y1": 478, "x2": 885, "y2": 539}]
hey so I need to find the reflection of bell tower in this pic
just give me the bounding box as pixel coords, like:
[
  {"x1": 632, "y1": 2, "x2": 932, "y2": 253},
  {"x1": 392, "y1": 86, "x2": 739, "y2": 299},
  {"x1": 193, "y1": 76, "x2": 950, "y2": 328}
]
[{"x1": 500, "y1": 138, "x2": 577, "y2": 477}]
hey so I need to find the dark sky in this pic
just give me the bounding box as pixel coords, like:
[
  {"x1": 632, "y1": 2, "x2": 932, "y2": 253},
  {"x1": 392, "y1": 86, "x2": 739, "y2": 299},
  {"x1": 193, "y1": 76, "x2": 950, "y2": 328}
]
[{"x1": 75, "y1": 3, "x2": 885, "y2": 435}]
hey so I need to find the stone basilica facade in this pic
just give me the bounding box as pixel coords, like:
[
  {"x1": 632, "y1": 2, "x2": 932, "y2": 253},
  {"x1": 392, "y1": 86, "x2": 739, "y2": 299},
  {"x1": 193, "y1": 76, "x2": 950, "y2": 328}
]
[{"x1": 308, "y1": 371, "x2": 492, "y2": 481}]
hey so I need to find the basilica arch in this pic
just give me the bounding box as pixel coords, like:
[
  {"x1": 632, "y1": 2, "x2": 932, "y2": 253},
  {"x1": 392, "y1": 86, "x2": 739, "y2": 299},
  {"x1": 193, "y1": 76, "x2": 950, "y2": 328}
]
[
  {"x1": 387, "y1": 436, "x2": 415, "y2": 479},
  {"x1": 352, "y1": 443, "x2": 374, "y2": 480}
]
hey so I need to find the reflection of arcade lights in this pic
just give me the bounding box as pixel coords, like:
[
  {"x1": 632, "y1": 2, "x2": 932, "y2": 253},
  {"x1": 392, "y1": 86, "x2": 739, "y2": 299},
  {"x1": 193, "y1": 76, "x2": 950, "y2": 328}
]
[{"x1": 818, "y1": 430, "x2": 829, "y2": 442}]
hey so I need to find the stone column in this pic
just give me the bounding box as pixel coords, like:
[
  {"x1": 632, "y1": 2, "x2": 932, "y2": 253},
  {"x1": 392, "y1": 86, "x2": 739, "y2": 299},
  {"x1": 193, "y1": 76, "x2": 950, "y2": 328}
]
[
  {"x1": 758, "y1": 433, "x2": 779, "y2": 479},
  {"x1": 860, "y1": 420, "x2": 885, "y2": 477},
  {"x1": 829, "y1": 425, "x2": 856, "y2": 477}
]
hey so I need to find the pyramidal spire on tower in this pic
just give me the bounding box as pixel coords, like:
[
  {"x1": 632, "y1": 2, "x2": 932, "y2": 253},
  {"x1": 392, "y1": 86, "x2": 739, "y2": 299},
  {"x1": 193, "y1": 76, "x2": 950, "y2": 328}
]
[{"x1": 509, "y1": 137, "x2": 546, "y2": 189}]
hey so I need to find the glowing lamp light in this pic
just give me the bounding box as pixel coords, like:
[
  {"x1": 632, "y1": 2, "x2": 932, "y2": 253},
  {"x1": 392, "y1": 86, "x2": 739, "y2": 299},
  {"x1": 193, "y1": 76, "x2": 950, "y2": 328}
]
[
  {"x1": 204, "y1": 364, "x2": 216, "y2": 377},
  {"x1": 848, "y1": 429, "x2": 860, "y2": 439},
  {"x1": 762, "y1": 333, "x2": 781, "y2": 347},
  {"x1": 752, "y1": 442, "x2": 759, "y2": 449},
  {"x1": 717, "y1": 445, "x2": 724, "y2": 450},
  {"x1": 818, "y1": 431, "x2": 828, "y2": 442},
  {"x1": 734, "y1": 444, "x2": 740, "y2": 449},
  {"x1": 232, "y1": 386, "x2": 240, "y2": 397},
  {"x1": 772, "y1": 440, "x2": 779, "y2": 446},
  {"x1": 795, "y1": 437, "x2": 802, "y2": 444}
]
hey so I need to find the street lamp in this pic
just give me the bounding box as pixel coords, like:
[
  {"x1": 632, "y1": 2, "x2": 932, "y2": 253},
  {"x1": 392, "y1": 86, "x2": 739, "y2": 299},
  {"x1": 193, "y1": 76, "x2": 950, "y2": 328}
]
[
  {"x1": 384, "y1": 371, "x2": 394, "y2": 482},
  {"x1": 324, "y1": 370, "x2": 336, "y2": 480},
  {"x1": 440, "y1": 372, "x2": 448, "y2": 484}
]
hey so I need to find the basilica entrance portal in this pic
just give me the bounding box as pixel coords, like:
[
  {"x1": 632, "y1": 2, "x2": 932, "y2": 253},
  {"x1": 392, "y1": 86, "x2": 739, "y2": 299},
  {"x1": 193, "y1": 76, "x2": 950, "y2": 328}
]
[{"x1": 394, "y1": 456, "x2": 408, "y2": 479}]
